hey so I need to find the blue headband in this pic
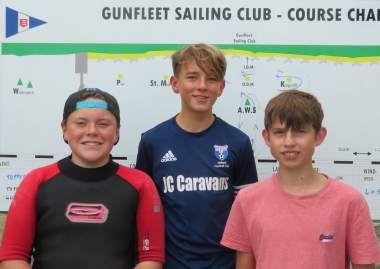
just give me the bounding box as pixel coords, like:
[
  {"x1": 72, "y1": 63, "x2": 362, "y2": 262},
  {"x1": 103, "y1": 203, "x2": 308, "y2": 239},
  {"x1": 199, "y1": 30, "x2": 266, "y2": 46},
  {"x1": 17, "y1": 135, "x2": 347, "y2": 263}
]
[{"x1": 76, "y1": 101, "x2": 108, "y2": 110}]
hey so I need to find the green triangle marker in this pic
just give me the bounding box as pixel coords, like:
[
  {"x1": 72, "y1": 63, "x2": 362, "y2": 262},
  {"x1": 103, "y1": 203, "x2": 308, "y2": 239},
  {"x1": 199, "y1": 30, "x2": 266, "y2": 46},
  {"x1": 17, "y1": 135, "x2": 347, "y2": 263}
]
[
  {"x1": 244, "y1": 99, "x2": 251, "y2": 106},
  {"x1": 17, "y1": 79, "x2": 23, "y2": 86},
  {"x1": 27, "y1": 81, "x2": 33, "y2": 88}
]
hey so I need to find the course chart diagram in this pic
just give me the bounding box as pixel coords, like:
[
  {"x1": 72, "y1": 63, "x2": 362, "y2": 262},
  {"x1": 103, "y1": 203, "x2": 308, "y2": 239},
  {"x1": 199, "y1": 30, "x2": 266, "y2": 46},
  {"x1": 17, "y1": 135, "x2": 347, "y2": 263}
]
[
  {"x1": 1, "y1": 0, "x2": 380, "y2": 217},
  {"x1": 1, "y1": 44, "x2": 380, "y2": 216}
]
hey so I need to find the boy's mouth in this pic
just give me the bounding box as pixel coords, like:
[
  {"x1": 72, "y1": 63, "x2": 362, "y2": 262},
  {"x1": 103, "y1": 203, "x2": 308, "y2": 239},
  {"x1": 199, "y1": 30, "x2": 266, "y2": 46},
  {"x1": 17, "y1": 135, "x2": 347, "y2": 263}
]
[
  {"x1": 282, "y1": 152, "x2": 298, "y2": 156},
  {"x1": 83, "y1": 142, "x2": 101, "y2": 146}
]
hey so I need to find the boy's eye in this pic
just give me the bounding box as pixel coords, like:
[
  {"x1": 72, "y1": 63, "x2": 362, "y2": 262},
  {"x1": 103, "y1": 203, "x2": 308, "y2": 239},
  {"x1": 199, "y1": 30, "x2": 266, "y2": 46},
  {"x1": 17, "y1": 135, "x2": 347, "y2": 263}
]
[
  {"x1": 296, "y1": 129, "x2": 305, "y2": 134},
  {"x1": 208, "y1": 77, "x2": 217, "y2": 81},
  {"x1": 76, "y1": 122, "x2": 85, "y2": 126},
  {"x1": 274, "y1": 130, "x2": 283, "y2": 135},
  {"x1": 187, "y1": 76, "x2": 196, "y2": 80},
  {"x1": 99, "y1": 122, "x2": 108, "y2": 126}
]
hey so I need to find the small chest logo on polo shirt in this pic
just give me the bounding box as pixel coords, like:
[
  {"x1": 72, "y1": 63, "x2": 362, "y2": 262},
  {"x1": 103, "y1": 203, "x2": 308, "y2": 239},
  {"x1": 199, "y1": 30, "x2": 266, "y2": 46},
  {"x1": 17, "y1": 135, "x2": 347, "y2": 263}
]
[
  {"x1": 161, "y1": 150, "x2": 177, "y2": 162},
  {"x1": 214, "y1": 145, "x2": 229, "y2": 161},
  {"x1": 65, "y1": 202, "x2": 109, "y2": 223},
  {"x1": 319, "y1": 232, "x2": 335, "y2": 242},
  {"x1": 214, "y1": 145, "x2": 230, "y2": 168}
]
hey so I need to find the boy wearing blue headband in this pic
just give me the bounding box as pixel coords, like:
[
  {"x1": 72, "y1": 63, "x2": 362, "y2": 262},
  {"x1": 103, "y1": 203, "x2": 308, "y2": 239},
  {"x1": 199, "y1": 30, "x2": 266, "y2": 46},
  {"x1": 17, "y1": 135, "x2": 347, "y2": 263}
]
[{"x1": 0, "y1": 88, "x2": 165, "y2": 269}]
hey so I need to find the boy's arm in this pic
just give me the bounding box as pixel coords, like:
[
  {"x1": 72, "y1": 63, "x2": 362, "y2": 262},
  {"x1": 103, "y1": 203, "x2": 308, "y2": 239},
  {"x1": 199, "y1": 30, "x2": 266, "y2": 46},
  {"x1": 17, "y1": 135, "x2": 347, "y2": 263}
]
[
  {"x1": 233, "y1": 138, "x2": 258, "y2": 195},
  {"x1": 134, "y1": 172, "x2": 165, "y2": 265},
  {"x1": 221, "y1": 192, "x2": 255, "y2": 267},
  {"x1": 0, "y1": 169, "x2": 45, "y2": 263},
  {"x1": 346, "y1": 194, "x2": 380, "y2": 265},
  {"x1": 134, "y1": 261, "x2": 162, "y2": 269},
  {"x1": 0, "y1": 260, "x2": 32, "y2": 269},
  {"x1": 236, "y1": 251, "x2": 256, "y2": 269},
  {"x1": 135, "y1": 136, "x2": 154, "y2": 178},
  {"x1": 351, "y1": 264, "x2": 375, "y2": 269}
]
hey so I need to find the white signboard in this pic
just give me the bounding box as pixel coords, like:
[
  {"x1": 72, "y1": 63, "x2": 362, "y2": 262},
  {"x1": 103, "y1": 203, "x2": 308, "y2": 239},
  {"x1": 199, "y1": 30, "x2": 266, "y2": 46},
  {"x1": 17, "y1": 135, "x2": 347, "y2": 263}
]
[{"x1": 1, "y1": 0, "x2": 380, "y2": 218}]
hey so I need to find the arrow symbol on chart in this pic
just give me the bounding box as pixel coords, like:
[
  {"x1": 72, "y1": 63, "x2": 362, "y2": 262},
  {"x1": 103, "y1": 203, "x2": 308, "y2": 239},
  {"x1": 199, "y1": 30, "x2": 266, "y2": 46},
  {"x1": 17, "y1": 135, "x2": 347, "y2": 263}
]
[
  {"x1": 276, "y1": 74, "x2": 302, "y2": 90},
  {"x1": 240, "y1": 92, "x2": 256, "y2": 107},
  {"x1": 276, "y1": 69, "x2": 311, "y2": 91},
  {"x1": 252, "y1": 124, "x2": 259, "y2": 152},
  {"x1": 276, "y1": 74, "x2": 302, "y2": 82},
  {"x1": 241, "y1": 69, "x2": 254, "y2": 77},
  {"x1": 353, "y1": 152, "x2": 371, "y2": 156}
]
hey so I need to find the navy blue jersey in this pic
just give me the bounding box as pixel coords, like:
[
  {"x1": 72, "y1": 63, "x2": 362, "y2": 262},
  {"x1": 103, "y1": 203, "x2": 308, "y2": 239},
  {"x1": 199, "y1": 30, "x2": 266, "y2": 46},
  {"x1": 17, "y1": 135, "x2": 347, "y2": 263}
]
[{"x1": 136, "y1": 116, "x2": 258, "y2": 269}]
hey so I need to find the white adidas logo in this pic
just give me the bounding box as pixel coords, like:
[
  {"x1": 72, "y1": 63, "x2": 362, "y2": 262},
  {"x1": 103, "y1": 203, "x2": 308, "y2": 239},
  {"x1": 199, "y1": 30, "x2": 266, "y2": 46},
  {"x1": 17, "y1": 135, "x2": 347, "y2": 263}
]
[{"x1": 161, "y1": 150, "x2": 177, "y2": 162}]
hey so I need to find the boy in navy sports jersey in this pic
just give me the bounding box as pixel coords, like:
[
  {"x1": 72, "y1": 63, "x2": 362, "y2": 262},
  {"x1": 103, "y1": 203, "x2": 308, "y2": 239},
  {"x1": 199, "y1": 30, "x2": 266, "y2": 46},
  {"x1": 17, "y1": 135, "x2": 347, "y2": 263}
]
[
  {"x1": 136, "y1": 43, "x2": 258, "y2": 269},
  {"x1": 0, "y1": 88, "x2": 165, "y2": 269}
]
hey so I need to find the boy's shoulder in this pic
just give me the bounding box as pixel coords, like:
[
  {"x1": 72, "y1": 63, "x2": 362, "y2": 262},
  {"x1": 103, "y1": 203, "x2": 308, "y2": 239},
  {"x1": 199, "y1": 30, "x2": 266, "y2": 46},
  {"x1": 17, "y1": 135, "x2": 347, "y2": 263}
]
[
  {"x1": 28, "y1": 161, "x2": 60, "y2": 175},
  {"x1": 17, "y1": 162, "x2": 61, "y2": 190},
  {"x1": 117, "y1": 163, "x2": 150, "y2": 178},
  {"x1": 116, "y1": 164, "x2": 155, "y2": 189},
  {"x1": 141, "y1": 117, "x2": 174, "y2": 140},
  {"x1": 326, "y1": 175, "x2": 368, "y2": 203},
  {"x1": 26, "y1": 162, "x2": 60, "y2": 180},
  {"x1": 215, "y1": 116, "x2": 250, "y2": 138},
  {"x1": 237, "y1": 176, "x2": 275, "y2": 199}
]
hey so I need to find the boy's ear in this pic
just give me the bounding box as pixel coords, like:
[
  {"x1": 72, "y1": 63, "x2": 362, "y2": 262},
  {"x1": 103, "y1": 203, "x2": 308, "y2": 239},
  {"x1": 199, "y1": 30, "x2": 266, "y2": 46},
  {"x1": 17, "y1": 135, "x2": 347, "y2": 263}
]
[
  {"x1": 114, "y1": 125, "x2": 121, "y2": 145},
  {"x1": 262, "y1": 129, "x2": 271, "y2": 146},
  {"x1": 315, "y1": 126, "x2": 327, "y2": 146},
  {"x1": 217, "y1": 80, "x2": 226, "y2": 97},
  {"x1": 170, "y1": 76, "x2": 180, "y2": 94},
  {"x1": 61, "y1": 122, "x2": 68, "y2": 143}
]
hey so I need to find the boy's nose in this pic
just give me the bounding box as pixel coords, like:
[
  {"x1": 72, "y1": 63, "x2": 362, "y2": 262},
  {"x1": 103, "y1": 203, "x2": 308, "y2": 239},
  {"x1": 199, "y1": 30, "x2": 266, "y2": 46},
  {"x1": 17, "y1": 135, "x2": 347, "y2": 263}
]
[
  {"x1": 284, "y1": 132, "x2": 296, "y2": 146},
  {"x1": 87, "y1": 123, "x2": 98, "y2": 134},
  {"x1": 198, "y1": 78, "x2": 207, "y2": 90}
]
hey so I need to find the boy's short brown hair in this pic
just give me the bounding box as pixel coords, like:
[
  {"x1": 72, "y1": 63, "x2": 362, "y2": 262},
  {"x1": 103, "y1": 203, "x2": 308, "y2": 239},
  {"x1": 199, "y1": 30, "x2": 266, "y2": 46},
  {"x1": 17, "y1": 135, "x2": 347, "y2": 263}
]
[
  {"x1": 171, "y1": 43, "x2": 227, "y2": 81},
  {"x1": 264, "y1": 90, "x2": 324, "y2": 133}
]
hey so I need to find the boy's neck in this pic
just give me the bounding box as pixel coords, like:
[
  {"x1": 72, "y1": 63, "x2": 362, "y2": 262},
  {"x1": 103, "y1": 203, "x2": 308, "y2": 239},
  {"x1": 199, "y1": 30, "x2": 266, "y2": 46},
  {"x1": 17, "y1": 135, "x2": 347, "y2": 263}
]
[
  {"x1": 175, "y1": 112, "x2": 215, "y2": 133},
  {"x1": 276, "y1": 166, "x2": 327, "y2": 196}
]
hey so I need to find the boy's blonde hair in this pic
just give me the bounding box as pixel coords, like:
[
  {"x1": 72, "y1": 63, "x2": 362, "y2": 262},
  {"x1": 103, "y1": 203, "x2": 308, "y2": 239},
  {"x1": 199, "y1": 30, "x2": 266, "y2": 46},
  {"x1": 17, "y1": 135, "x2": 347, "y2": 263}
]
[
  {"x1": 264, "y1": 90, "x2": 324, "y2": 133},
  {"x1": 171, "y1": 43, "x2": 227, "y2": 81}
]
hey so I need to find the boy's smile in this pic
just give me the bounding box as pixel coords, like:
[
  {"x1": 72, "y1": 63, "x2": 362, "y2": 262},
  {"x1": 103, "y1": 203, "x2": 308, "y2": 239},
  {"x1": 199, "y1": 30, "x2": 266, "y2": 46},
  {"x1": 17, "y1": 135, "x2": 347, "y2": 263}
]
[
  {"x1": 262, "y1": 119, "x2": 326, "y2": 172},
  {"x1": 61, "y1": 99, "x2": 120, "y2": 168},
  {"x1": 170, "y1": 59, "x2": 225, "y2": 117},
  {"x1": 282, "y1": 150, "x2": 299, "y2": 159}
]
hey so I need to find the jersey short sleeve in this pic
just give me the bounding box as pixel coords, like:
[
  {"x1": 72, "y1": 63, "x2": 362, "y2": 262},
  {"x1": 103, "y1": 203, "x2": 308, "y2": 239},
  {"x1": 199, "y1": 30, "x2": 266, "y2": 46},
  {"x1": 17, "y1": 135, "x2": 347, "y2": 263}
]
[
  {"x1": 136, "y1": 135, "x2": 154, "y2": 179},
  {"x1": 221, "y1": 190, "x2": 252, "y2": 252},
  {"x1": 117, "y1": 166, "x2": 165, "y2": 263},
  {"x1": 346, "y1": 194, "x2": 380, "y2": 264},
  {"x1": 232, "y1": 137, "x2": 258, "y2": 196}
]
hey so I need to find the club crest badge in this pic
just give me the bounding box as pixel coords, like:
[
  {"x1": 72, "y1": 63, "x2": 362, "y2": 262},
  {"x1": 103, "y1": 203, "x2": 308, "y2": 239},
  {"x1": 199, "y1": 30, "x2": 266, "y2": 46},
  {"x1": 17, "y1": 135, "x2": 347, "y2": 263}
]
[{"x1": 214, "y1": 145, "x2": 229, "y2": 161}]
